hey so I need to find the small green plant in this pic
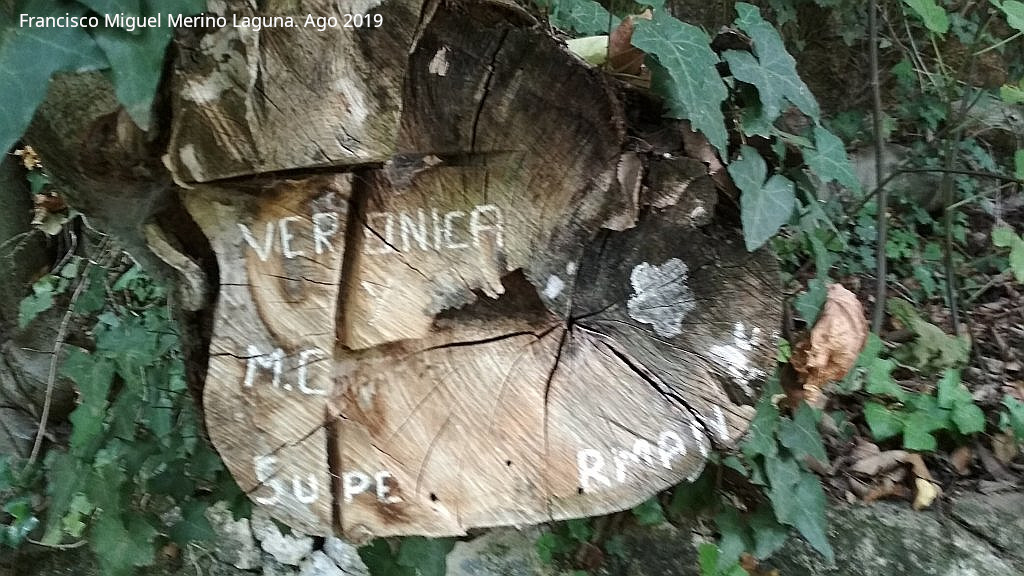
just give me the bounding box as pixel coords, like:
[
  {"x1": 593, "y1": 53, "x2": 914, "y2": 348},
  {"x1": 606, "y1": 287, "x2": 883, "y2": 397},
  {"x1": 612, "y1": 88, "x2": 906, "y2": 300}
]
[
  {"x1": 359, "y1": 537, "x2": 456, "y2": 576},
  {"x1": 2, "y1": 248, "x2": 244, "y2": 575},
  {"x1": 992, "y1": 225, "x2": 1024, "y2": 283},
  {"x1": 863, "y1": 366, "x2": 985, "y2": 451}
]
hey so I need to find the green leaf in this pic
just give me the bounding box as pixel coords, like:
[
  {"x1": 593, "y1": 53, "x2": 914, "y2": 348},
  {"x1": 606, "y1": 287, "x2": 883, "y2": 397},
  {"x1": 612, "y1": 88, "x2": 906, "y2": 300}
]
[
  {"x1": 1002, "y1": 84, "x2": 1024, "y2": 105},
  {"x1": 668, "y1": 470, "x2": 717, "y2": 516},
  {"x1": 742, "y1": 392, "x2": 780, "y2": 459},
  {"x1": 902, "y1": 417, "x2": 938, "y2": 451},
  {"x1": 865, "y1": 358, "x2": 907, "y2": 400},
  {"x1": 698, "y1": 542, "x2": 720, "y2": 576},
  {"x1": 632, "y1": 11, "x2": 728, "y2": 153},
  {"x1": 936, "y1": 369, "x2": 971, "y2": 409},
  {"x1": 397, "y1": 537, "x2": 455, "y2": 576},
  {"x1": 61, "y1": 493, "x2": 94, "y2": 539},
  {"x1": 90, "y1": 514, "x2": 158, "y2": 576},
  {"x1": 566, "y1": 517, "x2": 592, "y2": 541},
  {"x1": 1001, "y1": 395, "x2": 1024, "y2": 439},
  {"x1": 632, "y1": 497, "x2": 666, "y2": 526},
  {"x1": 777, "y1": 403, "x2": 828, "y2": 463},
  {"x1": 749, "y1": 507, "x2": 789, "y2": 559},
  {"x1": 566, "y1": 35, "x2": 609, "y2": 66},
  {"x1": 795, "y1": 278, "x2": 827, "y2": 325},
  {"x1": 730, "y1": 146, "x2": 796, "y2": 251},
  {"x1": 360, "y1": 540, "x2": 413, "y2": 576},
  {"x1": 168, "y1": 500, "x2": 215, "y2": 545},
  {"x1": 1015, "y1": 149, "x2": 1024, "y2": 180},
  {"x1": 952, "y1": 403, "x2": 985, "y2": 435},
  {"x1": 92, "y1": 23, "x2": 168, "y2": 132},
  {"x1": 0, "y1": 2, "x2": 107, "y2": 154},
  {"x1": 722, "y1": 3, "x2": 820, "y2": 124},
  {"x1": 998, "y1": 0, "x2": 1024, "y2": 32},
  {"x1": 543, "y1": 0, "x2": 620, "y2": 35},
  {"x1": 714, "y1": 507, "x2": 753, "y2": 569},
  {"x1": 864, "y1": 402, "x2": 903, "y2": 441},
  {"x1": 805, "y1": 125, "x2": 860, "y2": 191},
  {"x1": 902, "y1": 0, "x2": 950, "y2": 34},
  {"x1": 18, "y1": 279, "x2": 55, "y2": 328},
  {"x1": 783, "y1": 473, "x2": 833, "y2": 562}
]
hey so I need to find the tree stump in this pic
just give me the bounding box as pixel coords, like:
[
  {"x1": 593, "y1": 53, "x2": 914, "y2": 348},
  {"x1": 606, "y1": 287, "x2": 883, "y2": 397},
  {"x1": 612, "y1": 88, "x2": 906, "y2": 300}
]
[{"x1": 173, "y1": 0, "x2": 781, "y2": 540}]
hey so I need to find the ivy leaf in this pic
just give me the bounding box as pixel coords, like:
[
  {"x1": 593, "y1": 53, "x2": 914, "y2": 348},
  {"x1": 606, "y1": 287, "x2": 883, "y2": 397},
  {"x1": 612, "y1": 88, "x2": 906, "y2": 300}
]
[
  {"x1": 902, "y1": 412, "x2": 940, "y2": 451},
  {"x1": 90, "y1": 514, "x2": 158, "y2": 576},
  {"x1": 18, "y1": 278, "x2": 55, "y2": 328},
  {"x1": 805, "y1": 125, "x2": 860, "y2": 191},
  {"x1": 168, "y1": 500, "x2": 216, "y2": 545},
  {"x1": 396, "y1": 537, "x2": 455, "y2": 576},
  {"x1": 778, "y1": 403, "x2": 828, "y2": 463},
  {"x1": 742, "y1": 393, "x2": 780, "y2": 459},
  {"x1": 902, "y1": 0, "x2": 950, "y2": 34},
  {"x1": 865, "y1": 358, "x2": 907, "y2": 401},
  {"x1": 542, "y1": 0, "x2": 620, "y2": 35},
  {"x1": 0, "y1": 1, "x2": 107, "y2": 154},
  {"x1": 997, "y1": 0, "x2": 1024, "y2": 33},
  {"x1": 781, "y1": 473, "x2": 833, "y2": 562},
  {"x1": 360, "y1": 540, "x2": 413, "y2": 576},
  {"x1": 864, "y1": 402, "x2": 903, "y2": 441},
  {"x1": 715, "y1": 507, "x2": 753, "y2": 569},
  {"x1": 632, "y1": 11, "x2": 728, "y2": 153},
  {"x1": 936, "y1": 369, "x2": 971, "y2": 409},
  {"x1": 794, "y1": 278, "x2": 827, "y2": 325},
  {"x1": 749, "y1": 507, "x2": 789, "y2": 559},
  {"x1": 92, "y1": 23, "x2": 169, "y2": 130},
  {"x1": 632, "y1": 497, "x2": 666, "y2": 526},
  {"x1": 729, "y1": 146, "x2": 796, "y2": 251},
  {"x1": 951, "y1": 403, "x2": 985, "y2": 435},
  {"x1": 722, "y1": 3, "x2": 820, "y2": 125}
]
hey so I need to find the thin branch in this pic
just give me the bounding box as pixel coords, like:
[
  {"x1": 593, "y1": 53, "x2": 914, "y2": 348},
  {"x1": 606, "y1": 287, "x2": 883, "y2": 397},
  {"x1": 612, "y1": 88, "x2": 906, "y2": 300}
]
[{"x1": 870, "y1": 0, "x2": 888, "y2": 333}]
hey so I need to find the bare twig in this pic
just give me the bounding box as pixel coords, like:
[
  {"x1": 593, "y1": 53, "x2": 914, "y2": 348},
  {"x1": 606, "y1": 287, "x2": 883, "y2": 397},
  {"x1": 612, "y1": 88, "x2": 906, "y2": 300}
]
[{"x1": 869, "y1": 0, "x2": 888, "y2": 333}]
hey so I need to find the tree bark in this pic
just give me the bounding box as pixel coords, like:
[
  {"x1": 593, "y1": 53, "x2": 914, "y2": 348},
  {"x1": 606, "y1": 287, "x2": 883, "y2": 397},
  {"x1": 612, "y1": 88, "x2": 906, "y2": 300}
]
[{"x1": 25, "y1": 0, "x2": 782, "y2": 541}]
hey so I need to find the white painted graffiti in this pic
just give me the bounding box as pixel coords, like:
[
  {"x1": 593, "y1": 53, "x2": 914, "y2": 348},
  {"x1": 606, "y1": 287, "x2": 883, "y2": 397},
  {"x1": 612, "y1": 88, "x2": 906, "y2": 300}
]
[
  {"x1": 242, "y1": 345, "x2": 328, "y2": 396},
  {"x1": 363, "y1": 204, "x2": 504, "y2": 255},
  {"x1": 253, "y1": 455, "x2": 320, "y2": 506},
  {"x1": 576, "y1": 406, "x2": 730, "y2": 493},
  {"x1": 342, "y1": 470, "x2": 401, "y2": 504},
  {"x1": 238, "y1": 210, "x2": 341, "y2": 262}
]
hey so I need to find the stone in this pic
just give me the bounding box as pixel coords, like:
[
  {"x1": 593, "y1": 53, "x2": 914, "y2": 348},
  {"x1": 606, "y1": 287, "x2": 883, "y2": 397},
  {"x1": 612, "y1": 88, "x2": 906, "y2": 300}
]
[
  {"x1": 205, "y1": 501, "x2": 262, "y2": 570},
  {"x1": 764, "y1": 502, "x2": 1021, "y2": 575},
  {"x1": 951, "y1": 491, "x2": 1024, "y2": 566},
  {"x1": 445, "y1": 527, "x2": 556, "y2": 576},
  {"x1": 252, "y1": 508, "x2": 315, "y2": 566},
  {"x1": 298, "y1": 552, "x2": 344, "y2": 576},
  {"x1": 323, "y1": 537, "x2": 369, "y2": 576}
]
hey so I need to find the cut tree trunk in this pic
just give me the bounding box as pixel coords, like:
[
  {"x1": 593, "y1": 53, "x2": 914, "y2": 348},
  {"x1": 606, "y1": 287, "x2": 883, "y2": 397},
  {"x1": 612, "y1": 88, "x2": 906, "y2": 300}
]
[{"x1": 30, "y1": 0, "x2": 782, "y2": 541}]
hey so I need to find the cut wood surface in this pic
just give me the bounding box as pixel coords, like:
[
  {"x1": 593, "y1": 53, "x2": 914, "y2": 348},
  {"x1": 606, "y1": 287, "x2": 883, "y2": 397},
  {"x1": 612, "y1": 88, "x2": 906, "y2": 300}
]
[{"x1": 174, "y1": 0, "x2": 782, "y2": 540}]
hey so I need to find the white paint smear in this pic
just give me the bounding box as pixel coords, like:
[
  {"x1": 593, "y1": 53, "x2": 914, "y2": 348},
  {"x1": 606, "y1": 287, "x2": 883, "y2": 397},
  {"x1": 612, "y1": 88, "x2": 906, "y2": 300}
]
[
  {"x1": 428, "y1": 47, "x2": 449, "y2": 76},
  {"x1": 543, "y1": 275, "x2": 564, "y2": 299},
  {"x1": 627, "y1": 258, "x2": 695, "y2": 338}
]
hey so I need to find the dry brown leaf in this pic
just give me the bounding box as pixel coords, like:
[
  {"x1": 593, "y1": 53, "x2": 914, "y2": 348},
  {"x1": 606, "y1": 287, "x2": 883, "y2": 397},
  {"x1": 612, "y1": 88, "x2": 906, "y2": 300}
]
[
  {"x1": 791, "y1": 284, "x2": 869, "y2": 408},
  {"x1": 902, "y1": 453, "x2": 934, "y2": 482},
  {"x1": 863, "y1": 477, "x2": 911, "y2": 503},
  {"x1": 850, "y1": 450, "x2": 908, "y2": 476},
  {"x1": 950, "y1": 446, "x2": 973, "y2": 476},
  {"x1": 912, "y1": 478, "x2": 940, "y2": 510},
  {"x1": 991, "y1": 432, "x2": 1019, "y2": 464},
  {"x1": 608, "y1": 16, "x2": 644, "y2": 75},
  {"x1": 740, "y1": 554, "x2": 779, "y2": 576},
  {"x1": 13, "y1": 146, "x2": 41, "y2": 170}
]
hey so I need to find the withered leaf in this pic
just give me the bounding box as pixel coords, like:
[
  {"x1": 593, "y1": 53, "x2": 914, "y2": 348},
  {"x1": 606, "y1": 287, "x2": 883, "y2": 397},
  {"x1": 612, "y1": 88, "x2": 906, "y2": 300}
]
[{"x1": 791, "y1": 284, "x2": 868, "y2": 407}]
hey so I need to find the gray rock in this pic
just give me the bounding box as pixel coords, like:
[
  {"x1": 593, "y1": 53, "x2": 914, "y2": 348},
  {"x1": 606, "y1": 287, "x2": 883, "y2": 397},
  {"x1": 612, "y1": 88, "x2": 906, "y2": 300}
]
[
  {"x1": 445, "y1": 527, "x2": 556, "y2": 576},
  {"x1": 765, "y1": 502, "x2": 1020, "y2": 576},
  {"x1": 601, "y1": 522, "x2": 702, "y2": 576},
  {"x1": 262, "y1": 553, "x2": 300, "y2": 576},
  {"x1": 298, "y1": 552, "x2": 344, "y2": 576},
  {"x1": 323, "y1": 537, "x2": 369, "y2": 575},
  {"x1": 951, "y1": 491, "x2": 1024, "y2": 566},
  {"x1": 205, "y1": 501, "x2": 262, "y2": 570},
  {"x1": 251, "y1": 508, "x2": 314, "y2": 566}
]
